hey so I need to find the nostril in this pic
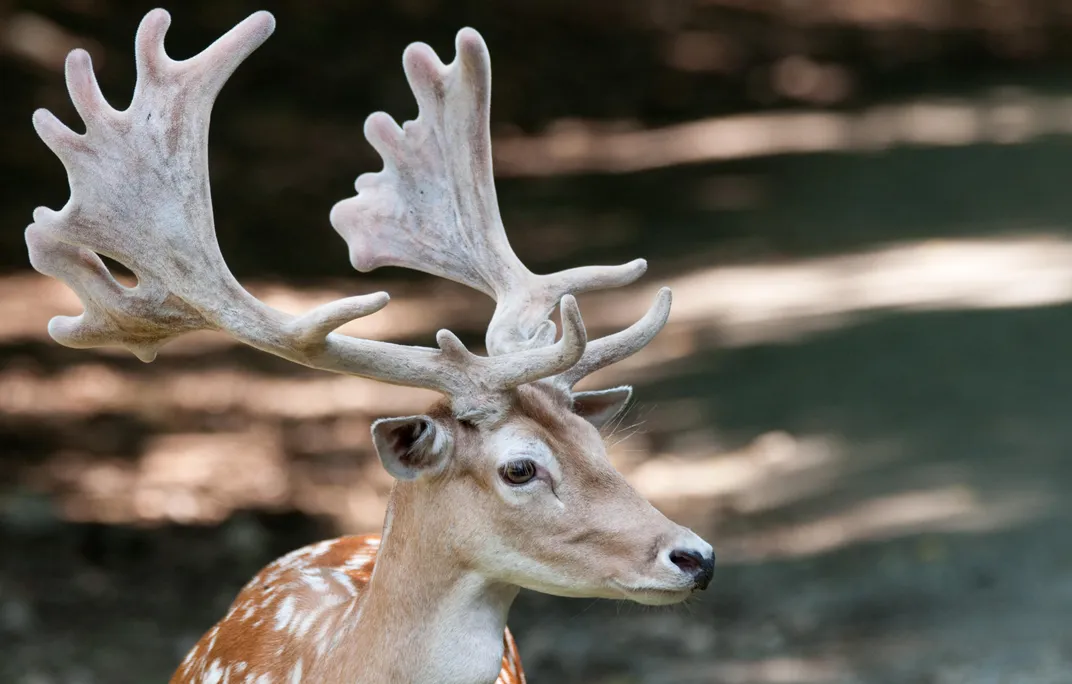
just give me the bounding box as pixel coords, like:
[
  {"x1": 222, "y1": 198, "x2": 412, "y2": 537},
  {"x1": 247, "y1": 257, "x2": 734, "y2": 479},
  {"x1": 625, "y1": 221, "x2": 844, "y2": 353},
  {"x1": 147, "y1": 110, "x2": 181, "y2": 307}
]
[
  {"x1": 668, "y1": 548, "x2": 716, "y2": 590},
  {"x1": 669, "y1": 548, "x2": 704, "y2": 574}
]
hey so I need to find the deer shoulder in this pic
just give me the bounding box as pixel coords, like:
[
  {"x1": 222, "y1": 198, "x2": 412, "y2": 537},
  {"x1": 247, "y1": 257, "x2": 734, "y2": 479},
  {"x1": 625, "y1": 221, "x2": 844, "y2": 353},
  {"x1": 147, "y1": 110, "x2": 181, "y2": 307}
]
[{"x1": 171, "y1": 535, "x2": 524, "y2": 684}]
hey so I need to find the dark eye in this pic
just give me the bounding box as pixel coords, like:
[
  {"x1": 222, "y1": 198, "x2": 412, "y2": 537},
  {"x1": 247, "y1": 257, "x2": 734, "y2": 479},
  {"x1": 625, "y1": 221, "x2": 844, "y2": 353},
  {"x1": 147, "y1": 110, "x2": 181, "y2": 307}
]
[{"x1": 499, "y1": 459, "x2": 538, "y2": 485}]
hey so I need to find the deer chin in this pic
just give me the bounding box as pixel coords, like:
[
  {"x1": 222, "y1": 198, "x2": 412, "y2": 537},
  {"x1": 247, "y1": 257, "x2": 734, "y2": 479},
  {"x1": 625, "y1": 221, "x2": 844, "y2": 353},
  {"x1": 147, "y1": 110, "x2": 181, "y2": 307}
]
[
  {"x1": 503, "y1": 574, "x2": 686, "y2": 605},
  {"x1": 609, "y1": 579, "x2": 697, "y2": 606}
]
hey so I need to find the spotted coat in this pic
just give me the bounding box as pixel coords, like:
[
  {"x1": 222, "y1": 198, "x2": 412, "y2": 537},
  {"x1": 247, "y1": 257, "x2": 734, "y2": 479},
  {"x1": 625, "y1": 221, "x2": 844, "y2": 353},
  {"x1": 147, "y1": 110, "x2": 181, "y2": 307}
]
[{"x1": 170, "y1": 534, "x2": 525, "y2": 684}]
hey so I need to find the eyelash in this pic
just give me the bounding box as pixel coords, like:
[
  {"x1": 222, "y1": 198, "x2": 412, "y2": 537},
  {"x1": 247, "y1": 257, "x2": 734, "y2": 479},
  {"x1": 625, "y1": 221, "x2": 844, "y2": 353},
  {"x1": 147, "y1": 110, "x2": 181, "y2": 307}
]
[{"x1": 499, "y1": 458, "x2": 544, "y2": 486}]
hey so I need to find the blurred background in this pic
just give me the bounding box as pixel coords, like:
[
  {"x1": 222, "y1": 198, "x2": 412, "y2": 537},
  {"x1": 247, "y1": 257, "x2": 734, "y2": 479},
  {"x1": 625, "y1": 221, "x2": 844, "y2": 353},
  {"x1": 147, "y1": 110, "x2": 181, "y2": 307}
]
[{"x1": 3, "y1": 1, "x2": 1072, "y2": 682}]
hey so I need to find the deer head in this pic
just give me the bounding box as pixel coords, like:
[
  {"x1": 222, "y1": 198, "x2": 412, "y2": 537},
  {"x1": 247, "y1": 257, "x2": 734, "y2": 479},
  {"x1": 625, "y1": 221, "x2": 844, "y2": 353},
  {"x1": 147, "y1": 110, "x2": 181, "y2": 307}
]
[{"x1": 27, "y1": 8, "x2": 714, "y2": 681}]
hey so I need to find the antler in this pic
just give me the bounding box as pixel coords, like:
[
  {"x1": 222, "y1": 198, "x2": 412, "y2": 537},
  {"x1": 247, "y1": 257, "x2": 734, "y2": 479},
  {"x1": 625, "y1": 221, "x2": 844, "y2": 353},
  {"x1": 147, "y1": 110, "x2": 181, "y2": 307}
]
[
  {"x1": 24, "y1": 10, "x2": 587, "y2": 410},
  {"x1": 329, "y1": 29, "x2": 671, "y2": 388}
]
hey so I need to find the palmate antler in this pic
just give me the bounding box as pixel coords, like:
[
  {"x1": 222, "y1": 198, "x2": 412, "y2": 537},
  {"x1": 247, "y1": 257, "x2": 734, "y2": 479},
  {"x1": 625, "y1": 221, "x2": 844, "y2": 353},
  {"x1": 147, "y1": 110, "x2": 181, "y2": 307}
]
[
  {"x1": 25, "y1": 9, "x2": 669, "y2": 413},
  {"x1": 330, "y1": 29, "x2": 671, "y2": 389}
]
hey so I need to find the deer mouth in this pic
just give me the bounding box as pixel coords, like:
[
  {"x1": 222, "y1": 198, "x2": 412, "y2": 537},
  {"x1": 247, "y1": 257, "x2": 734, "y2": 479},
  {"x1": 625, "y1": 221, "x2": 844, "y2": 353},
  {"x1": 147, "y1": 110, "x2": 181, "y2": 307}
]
[{"x1": 610, "y1": 580, "x2": 695, "y2": 606}]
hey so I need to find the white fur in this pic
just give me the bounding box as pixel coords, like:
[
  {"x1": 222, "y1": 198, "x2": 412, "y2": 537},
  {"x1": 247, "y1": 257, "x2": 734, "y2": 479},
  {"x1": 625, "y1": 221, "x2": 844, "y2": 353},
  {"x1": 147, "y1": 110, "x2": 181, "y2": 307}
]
[{"x1": 411, "y1": 576, "x2": 516, "y2": 684}]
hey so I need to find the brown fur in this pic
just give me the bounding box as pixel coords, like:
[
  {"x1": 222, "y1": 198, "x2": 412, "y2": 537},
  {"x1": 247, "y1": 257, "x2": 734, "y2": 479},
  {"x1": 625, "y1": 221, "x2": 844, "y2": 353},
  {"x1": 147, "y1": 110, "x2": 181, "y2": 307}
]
[{"x1": 170, "y1": 534, "x2": 525, "y2": 684}]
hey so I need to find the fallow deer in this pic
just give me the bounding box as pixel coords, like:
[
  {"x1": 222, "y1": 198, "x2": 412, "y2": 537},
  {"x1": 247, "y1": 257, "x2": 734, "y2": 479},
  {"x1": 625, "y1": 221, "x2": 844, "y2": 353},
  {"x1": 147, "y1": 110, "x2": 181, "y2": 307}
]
[{"x1": 25, "y1": 9, "x2": 716, "y2": 683}]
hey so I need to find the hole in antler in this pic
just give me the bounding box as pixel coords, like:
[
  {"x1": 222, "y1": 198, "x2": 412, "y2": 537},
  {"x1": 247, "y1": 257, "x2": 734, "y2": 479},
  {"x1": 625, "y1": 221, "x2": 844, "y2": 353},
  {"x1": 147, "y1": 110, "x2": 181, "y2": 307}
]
[{"x1": 98, "y1": 254, "x2": 138, "y2": 288}]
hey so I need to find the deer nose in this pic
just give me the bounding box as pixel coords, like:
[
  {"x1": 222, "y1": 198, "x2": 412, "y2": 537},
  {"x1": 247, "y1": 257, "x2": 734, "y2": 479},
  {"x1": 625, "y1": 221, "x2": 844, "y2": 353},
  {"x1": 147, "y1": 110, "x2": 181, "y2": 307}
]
[{"x1": 668, "y1": 548, "x2": 715, "y2": 590}]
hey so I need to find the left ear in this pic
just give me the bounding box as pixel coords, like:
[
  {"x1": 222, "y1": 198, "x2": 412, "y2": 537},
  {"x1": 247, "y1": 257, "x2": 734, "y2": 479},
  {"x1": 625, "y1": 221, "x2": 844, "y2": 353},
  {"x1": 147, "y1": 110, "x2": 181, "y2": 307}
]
[
  {"x1": 371, "y1": 415, "x2": 453, "y2": 481},
  {"x1": 571, "y1": 386, "x2": 633, "y2": 429}
]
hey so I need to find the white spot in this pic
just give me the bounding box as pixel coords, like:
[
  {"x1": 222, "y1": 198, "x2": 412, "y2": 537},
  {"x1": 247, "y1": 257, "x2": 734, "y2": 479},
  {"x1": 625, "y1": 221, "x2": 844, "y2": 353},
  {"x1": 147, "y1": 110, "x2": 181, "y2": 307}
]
[
  {"x1": 202, "y1": 659, "x2": 224, "y2": 684},
  {"x1": 343, "y1": 553, "x2": 372, "y2": 570},
  {"x1": 288, "y1": 611, "x2": 306, "y2": 635},
  {"x1": 300, "y1": 570, "x2": 328, "y2": 593},
  {"x1": 332, "y1": 571, "x2": 356, "y2": 595},
  {"x1": 276, "y1": 547, "x2": 308, "y2": 566},
  {"x1": 340, "y1": 601, "x2": 357, "y2": 623},
  {"x1": 314, "y1": 620, "x2": 333, "y2": 657},
  {"x1": 274, "y1": 596, "x2": 296, "y2": 631},
  {"x1": 289, "y1": 658, "x2": 303, "y2": 684},
  {"x1": 234, "y1": 662, "x2": 247, "y2": 674},
  {"x1": 294, "y1": 607, "x2": 319, "y2": 638},
  {"x1": 308, "y1": 539, "x2": 335, "y2": 557}
]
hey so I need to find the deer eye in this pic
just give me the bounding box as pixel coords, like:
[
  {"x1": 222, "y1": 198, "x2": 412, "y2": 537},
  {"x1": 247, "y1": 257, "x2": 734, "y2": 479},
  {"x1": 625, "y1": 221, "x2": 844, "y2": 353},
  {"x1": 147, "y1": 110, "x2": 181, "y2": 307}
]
[{"x1": 499, "y1": 459, "x2": 538, "y2": 485}]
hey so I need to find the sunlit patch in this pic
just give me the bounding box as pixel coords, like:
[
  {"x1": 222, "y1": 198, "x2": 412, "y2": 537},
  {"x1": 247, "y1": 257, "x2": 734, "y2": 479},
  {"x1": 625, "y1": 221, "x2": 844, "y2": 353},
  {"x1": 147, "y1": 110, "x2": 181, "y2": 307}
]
[
  {"x1": 724, "y1": 485, "x2": 1051, "y2": 562},
  {"x1": 1, "y1": 11, "x2": 101, "y2": 71},
  {"x1": 576, "y1": 233, "x2": 1072, "y2": 387},
  {"x1": 491, "y1": 91, "x2": 1072, "y2": 176},
  {"x1": 686, "y1": 655, "x2": 851, "y2": 684}
]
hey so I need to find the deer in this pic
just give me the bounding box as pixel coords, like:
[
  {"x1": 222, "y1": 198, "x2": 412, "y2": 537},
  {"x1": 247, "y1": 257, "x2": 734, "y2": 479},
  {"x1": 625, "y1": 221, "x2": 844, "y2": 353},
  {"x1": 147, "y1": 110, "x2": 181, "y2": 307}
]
[{"x1": 25, "y1": 8, "x2": 716, "y2": 684}]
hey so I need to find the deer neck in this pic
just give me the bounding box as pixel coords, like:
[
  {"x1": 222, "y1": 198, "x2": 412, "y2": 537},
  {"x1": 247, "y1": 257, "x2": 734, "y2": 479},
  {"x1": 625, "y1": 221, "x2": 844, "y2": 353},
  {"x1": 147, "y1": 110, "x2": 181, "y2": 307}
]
[{"x1": 326, "y1": 483, "x2": 519, "y2": 684}]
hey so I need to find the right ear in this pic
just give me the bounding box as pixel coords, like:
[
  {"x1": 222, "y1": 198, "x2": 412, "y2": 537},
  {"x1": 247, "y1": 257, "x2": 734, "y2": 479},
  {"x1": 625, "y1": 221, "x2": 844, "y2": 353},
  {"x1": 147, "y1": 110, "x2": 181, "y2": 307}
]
[
  {"x1": 571, "y1": 386, "x2": 633, "y2": 429},
  {"x1": 371, "y1": 415, "x2": 452, "y2": 481}
]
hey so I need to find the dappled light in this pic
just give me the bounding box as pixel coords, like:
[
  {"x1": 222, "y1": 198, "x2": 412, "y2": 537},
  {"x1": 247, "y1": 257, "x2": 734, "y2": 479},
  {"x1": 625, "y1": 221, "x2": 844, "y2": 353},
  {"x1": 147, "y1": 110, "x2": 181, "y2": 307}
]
[
  {"x1": 0, "y1": 363, "x2": 435, "y2": 419},
  {"x1": 6, "y1": 233, "x2": 1072, "y2": 390},
  {"x1": 661, "y1": 233, "x2": 1072, "y2": 348},
  {"x1": 46, "y1": 429, "x2": 291, "y2": 525},
  {"x1": 0, "y1": 11, "x2": 97, "y2": 72},
  {"x1": 2, "y1": 232, "x2": 1067, "y2": 545},
  {"x1": 5, "y1": 1, "x2": 1072, "y2": 682},
  {"x1": 493, "y1": 90, "x2": 1072, "y2": 176},
  {"x1": 685, "y1": 656, "x2": 851, "y2": 684},
  {"x1": 32, "y1": 426, "x2": 396, "y2": 532},
  {"x1": 724, "y1": 484, "x2": 1051, "y2": 562},
  {"x1": 621, "y1": 431, "x2": 839, "y2": 505},
  {"x1": 5, "y1": 201, "x2": 1071, "y2": 684}
]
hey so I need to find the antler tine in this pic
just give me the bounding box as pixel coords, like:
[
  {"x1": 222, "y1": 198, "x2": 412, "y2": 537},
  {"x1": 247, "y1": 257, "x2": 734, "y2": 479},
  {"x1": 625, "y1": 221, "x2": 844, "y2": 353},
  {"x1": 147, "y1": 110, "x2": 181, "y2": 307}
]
[
  {"x1": 330, "y1": 28, "x2": 655, "y2": 365},
  {"x1": 26, "y1": 10, "x2": 586, "y2": 411},
  {"x1": 553, "y1": 287, "x2": 672, "y2": 390}
]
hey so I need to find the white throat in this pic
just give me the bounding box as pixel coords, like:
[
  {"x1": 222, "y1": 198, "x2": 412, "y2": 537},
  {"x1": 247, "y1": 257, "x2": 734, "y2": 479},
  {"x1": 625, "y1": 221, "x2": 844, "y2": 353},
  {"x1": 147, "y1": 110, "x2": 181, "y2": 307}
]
[
  {"x1": 416, "y1": 574, "x2": 519, "y2": 684},
  {"x1": 327, "y1": 497, "x2": 521, "y2": 684}
]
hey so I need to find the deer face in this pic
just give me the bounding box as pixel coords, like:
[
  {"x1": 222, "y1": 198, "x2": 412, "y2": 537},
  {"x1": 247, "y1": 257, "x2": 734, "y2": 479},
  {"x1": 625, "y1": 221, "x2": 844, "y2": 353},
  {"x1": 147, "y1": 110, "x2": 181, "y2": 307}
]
[{"x1": 372, "y1": 384, "x2": 714, "y2": 606}]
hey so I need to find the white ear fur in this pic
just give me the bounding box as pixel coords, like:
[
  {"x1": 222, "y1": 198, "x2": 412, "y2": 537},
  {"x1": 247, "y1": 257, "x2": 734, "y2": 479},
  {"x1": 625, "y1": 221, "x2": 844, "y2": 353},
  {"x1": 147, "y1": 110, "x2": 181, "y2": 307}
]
[
  {"x1": 371, "y1": 415, "x2": 452, "y2": 480},
  {"x1": 571, "y1": 386, "x2": 633, "y2": 429}
]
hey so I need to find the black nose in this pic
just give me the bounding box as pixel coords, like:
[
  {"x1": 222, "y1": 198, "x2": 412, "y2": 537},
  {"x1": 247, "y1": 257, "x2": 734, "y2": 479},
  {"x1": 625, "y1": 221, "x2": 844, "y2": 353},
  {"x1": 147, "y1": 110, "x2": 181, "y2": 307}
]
[{"x1": 669, "y1": 548, "x2": 715, "y2": 590}]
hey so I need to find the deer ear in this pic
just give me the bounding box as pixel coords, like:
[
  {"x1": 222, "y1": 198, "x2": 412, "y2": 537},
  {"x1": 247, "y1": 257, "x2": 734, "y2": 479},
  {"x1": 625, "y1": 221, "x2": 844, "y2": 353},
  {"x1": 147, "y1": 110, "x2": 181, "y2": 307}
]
[
  {"x1": 571, "y1": 386, "x2": 633, "y2": 429},
  {"x1": 371, "y1": 415, "x2": 452, "y2": 481}
]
